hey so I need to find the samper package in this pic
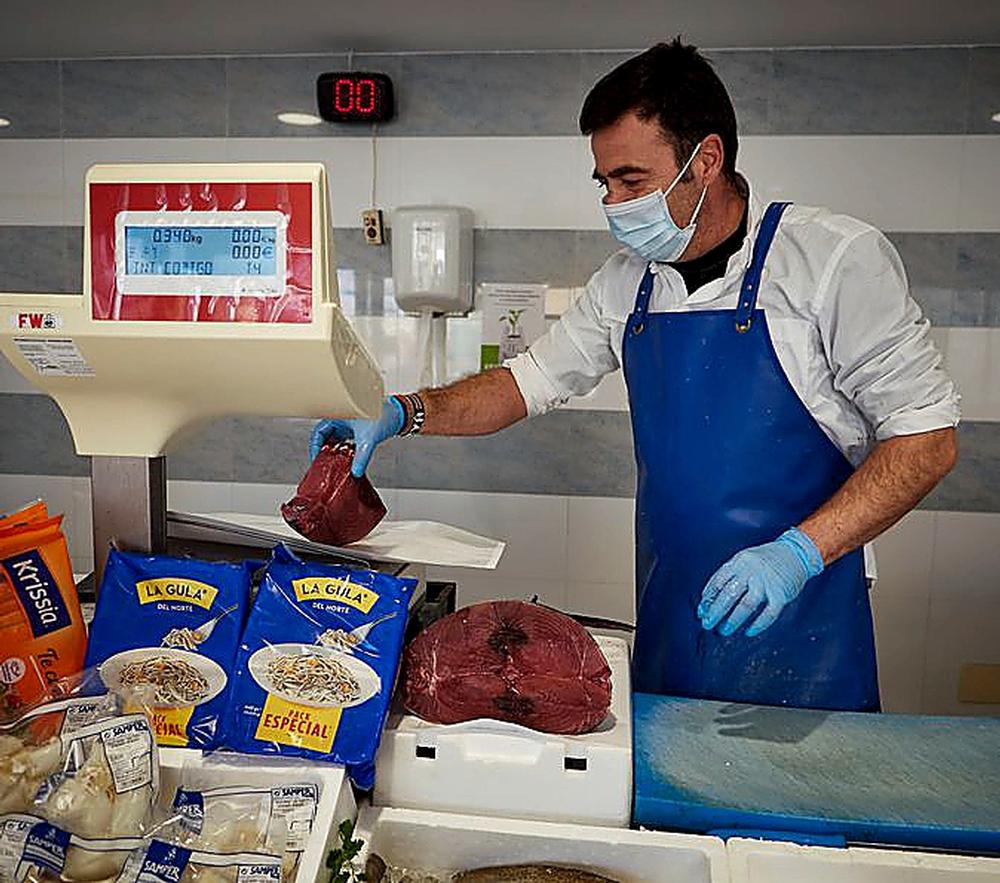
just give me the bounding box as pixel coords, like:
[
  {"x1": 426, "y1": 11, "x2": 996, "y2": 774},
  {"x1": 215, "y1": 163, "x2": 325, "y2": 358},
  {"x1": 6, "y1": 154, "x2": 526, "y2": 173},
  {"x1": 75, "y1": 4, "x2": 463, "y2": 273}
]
[
  {"x1": 0, "y1": 687, "x2": 160, "y2": 883},
  {"x1": 225, "y1": 545, "x2": 415, "y2": 788},
  {"x1": 169, "y1": 782, "x2": 319, "y2": 882},
  {"x1": 0, "y1": 501, "x2": 88, "y2": 715},
  {"x1": 84, "y1": 549, "x2": 255, "y2": 749}
]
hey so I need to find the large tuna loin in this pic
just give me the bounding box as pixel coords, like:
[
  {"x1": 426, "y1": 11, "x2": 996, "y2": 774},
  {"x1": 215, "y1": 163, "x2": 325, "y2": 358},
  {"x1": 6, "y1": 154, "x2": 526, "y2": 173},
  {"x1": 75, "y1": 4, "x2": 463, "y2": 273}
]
[{"x1": 403, "y1": 600, "x2": 612, "y2": 734}]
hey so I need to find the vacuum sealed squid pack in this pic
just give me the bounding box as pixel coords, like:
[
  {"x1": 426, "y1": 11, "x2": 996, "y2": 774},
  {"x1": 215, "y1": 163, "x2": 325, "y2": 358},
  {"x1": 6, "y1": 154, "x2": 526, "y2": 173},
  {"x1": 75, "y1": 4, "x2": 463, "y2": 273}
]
[
  {"x1": 84, "y1": 549, "x2": 255, "y2": 749},
  {"x1": 224, "y1": 545, "x2": 415, "y2": 788}
]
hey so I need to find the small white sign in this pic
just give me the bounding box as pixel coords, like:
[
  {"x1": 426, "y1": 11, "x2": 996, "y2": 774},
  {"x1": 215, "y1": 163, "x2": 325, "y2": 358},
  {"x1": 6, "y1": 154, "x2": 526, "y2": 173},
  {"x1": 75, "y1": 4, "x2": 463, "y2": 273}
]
[
  {"x1": 14, "y1": 337, "x2": 95, "y2": 377},
  {"x1": 10, "y1": 310, "x2": 63, "y2": 331},
  {"x1": 480, "y1": 282, "x2": 547, "y2": 370}
]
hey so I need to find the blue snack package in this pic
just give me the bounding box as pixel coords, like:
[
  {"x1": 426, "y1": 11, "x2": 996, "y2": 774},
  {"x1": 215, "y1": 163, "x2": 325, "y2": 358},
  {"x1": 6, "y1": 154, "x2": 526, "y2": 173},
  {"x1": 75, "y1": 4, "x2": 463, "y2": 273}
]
[
  {"x1": 84, "y1": 548, "x2": 255, "y2": 748},
  {"x1": 224, "y1": 545, "x2": 416, "y2": 788}
]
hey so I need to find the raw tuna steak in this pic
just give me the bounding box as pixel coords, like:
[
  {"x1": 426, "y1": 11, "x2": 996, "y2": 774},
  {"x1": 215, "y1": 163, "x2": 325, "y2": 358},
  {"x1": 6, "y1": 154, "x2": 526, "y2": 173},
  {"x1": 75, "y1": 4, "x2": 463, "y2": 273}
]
[
  {"x1": 282, "y1": 442, "x2": 387, "y2": 546},
  {"x1": 403, "y1": 600, "x2": 612, "y2": 734}
]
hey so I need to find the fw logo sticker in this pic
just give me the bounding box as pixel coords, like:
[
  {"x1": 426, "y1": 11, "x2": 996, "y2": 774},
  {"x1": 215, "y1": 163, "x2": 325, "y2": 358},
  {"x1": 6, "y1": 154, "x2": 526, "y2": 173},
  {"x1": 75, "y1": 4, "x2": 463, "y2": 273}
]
[{"x1": 12, "y1": 312, "x2": 62, "y2": 331}]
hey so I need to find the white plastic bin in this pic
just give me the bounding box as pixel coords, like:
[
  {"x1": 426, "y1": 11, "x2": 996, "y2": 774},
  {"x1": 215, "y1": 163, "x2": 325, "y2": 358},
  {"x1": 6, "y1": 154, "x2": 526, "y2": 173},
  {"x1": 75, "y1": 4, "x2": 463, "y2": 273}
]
[
  {"x1": 158, "y1": 748, "x2": 355, "y2": 883},
  {"x1": 374, "y1": 636, "x2": 632, "y2": 826},
  {"x1": 728, "y1": 837, "x2": 1000, "y2": 882},
  {"x1": 354, "y1": 805, "x2": 728, "y2": 883}
]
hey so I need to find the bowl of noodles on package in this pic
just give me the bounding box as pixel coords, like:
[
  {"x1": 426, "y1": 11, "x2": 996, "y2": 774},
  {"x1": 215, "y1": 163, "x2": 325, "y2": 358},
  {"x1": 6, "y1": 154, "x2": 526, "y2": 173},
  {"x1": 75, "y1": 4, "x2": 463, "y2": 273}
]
[
  {"x1": 224, "y1": 545, "x2": 415, "y2": 788},
  {"x1": 84, "y1": 549, "x2": 255, "y2": 749}
]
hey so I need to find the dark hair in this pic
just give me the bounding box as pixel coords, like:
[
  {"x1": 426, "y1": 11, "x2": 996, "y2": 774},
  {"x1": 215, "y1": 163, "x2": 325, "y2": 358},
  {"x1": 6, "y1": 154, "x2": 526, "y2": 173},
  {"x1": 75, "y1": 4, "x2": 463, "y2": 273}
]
[{"x1": 579, "y1": 39, "x2": 740, "y2": 187}]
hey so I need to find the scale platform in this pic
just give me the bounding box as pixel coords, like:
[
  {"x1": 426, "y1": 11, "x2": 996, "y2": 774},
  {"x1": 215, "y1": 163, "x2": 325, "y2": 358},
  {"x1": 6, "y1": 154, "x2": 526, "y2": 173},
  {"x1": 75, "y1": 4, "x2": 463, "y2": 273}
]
[{"x1": 633, "y1": 693, "x2": 1000, "y2": 854}]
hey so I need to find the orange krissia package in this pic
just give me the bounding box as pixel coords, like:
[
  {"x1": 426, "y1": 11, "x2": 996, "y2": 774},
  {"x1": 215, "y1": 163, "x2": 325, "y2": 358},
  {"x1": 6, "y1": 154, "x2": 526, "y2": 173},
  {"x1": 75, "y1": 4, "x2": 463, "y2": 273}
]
[{"x1": 0, "y1": 511, "x2": 87, "y2": 715}]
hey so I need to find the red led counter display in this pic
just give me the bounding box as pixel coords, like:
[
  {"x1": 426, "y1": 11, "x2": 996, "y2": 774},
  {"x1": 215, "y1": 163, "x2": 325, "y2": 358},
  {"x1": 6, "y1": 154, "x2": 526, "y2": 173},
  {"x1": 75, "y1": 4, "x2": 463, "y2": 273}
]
[{"x1": 317, "y1": 72, "x2": 394, "y2": 123}]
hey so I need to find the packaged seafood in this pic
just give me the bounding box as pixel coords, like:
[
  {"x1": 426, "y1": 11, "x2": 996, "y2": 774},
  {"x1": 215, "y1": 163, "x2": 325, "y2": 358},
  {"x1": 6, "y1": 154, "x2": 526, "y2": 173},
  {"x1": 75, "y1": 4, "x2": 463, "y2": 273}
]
[
  {"x1": 116, "y1": 839, "x2": 283, "y2": 883},
  {"x1": 282, "y1": 442, "x2": 387, "y2": 547},
  {"x1": 0, "y1": 812, "x2": 140, "y2": 883},
  {"x1": 0, "y1": 822, "x2": 283, "y2": 883},
  {"x1": 0, "y1": 684, "x2": 160, "y2": 875},
  {"x1": 166, "y1": 781, "x2": 319, "y2": 882},
  {"x1": 0, "y1": 501, "x2": 87, "y2": 715},
  {"x1": 403, "y1": 601, "x2": 612, "y2": 735},
  {"x1": 84, "y1": 549, "x2": 256, "y2": 748},
  {"x1": 223, "y1": 545, "x2": 416, "y2": 789}
]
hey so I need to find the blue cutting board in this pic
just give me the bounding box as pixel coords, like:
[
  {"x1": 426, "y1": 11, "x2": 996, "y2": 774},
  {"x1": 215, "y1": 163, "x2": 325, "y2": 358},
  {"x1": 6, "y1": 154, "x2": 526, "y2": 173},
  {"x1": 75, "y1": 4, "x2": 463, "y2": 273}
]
[{"x1": 633, "y1": 693, "x2": 1000, "y2": 853}]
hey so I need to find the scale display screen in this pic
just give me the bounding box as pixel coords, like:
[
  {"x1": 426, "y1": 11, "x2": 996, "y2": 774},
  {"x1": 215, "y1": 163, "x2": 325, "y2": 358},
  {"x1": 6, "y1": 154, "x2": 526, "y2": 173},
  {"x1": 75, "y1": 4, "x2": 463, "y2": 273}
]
[
  {"x1": 114, "y1": 210, "x2": 287, "y2": 296},
  {"x1": 124, "y1": 225, "x2": 277, "y2": 277}
]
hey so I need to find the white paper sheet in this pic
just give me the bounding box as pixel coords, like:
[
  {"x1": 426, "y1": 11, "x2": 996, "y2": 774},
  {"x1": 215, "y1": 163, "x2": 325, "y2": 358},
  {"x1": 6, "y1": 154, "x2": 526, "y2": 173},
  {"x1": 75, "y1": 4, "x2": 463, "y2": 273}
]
[{"x1": 194, "y1": 512, "x2": 506, "y2": 570}]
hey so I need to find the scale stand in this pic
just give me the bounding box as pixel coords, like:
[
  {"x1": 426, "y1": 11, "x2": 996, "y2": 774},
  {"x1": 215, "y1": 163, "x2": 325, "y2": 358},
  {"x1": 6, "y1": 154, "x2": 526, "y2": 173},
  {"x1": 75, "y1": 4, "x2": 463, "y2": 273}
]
[{"x1": 90, "y1": 456, "x2": 167, "y2": 587}]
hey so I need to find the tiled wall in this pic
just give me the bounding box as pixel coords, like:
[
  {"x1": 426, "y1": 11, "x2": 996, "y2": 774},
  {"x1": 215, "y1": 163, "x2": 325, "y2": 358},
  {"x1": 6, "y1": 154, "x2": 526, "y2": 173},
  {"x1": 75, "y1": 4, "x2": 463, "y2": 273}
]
[{"x1": 1, "y1": 46, "x2": 999, "y2": 715}]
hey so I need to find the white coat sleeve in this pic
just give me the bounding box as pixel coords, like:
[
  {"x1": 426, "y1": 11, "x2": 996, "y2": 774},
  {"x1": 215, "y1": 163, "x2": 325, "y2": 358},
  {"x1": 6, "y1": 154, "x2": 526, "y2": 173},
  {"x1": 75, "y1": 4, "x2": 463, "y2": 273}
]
[
  {"x1": 815, "y1": 227, "x2": 961, "y2": 440},
  {"x1": 505, "y1": 269, "x2": 620, "y2": 417}
]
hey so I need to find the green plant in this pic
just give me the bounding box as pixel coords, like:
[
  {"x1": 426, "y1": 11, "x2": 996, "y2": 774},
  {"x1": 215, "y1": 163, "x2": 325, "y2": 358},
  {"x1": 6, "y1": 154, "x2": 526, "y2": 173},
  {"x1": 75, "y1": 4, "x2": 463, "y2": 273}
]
[
  {"x1": 325, "y1": 818, "x2": 365, "y2": 883},
  {"x1": 499, "y1": 309, "x2": 526, "y2": 334}
]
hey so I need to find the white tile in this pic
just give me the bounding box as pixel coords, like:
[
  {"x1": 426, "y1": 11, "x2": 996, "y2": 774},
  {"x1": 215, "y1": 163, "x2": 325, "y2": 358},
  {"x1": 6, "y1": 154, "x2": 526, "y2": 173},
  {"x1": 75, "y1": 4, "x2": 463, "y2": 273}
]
[
  {"x1": 566, "y1": 581, "x2": 635, "y2": 624},
  {"x1": 0, "y1": 473, "x2": 87, "y2": 567},
  {"x1": 741, "y1": 135, "x2": 964, "y2": 233},
  {"x1": 63, "y1": 139, "x2": 229, "y2": 224},
  {"x1": 394, "y1": 488, "x2": 568, "y2": 581},
  {"x1": 929, "y1": 511, "x2": 1000, "y2": 601},
  {"x1": 229, "y1": 481, "x2": 298, "y2": 517},
  {"x1": 0, "y1": 474, "x2": 75, "y2": 519},
  {"x1": 869, "y1": 510, "x2": 935, "y2": 603},
  {"x1": 439, "y1": 574, "x2": 567, "y2": 609},
  {"x1": 49, "y1": 134, "x2": 988, "y2": 234},
  {"x1": 166, "y1": 479, "x2": 233, "y2": 514},
  {"x1": 941, "y1": 328, "x2": 1000, "y2": 422},
  {"x1": 0, "y1": 140, "x2": 64, "y2": 225},
  {"x1": 870, "y1": 593, "x2": 928, "y2": 714},
  {"x1": 224, "y1": 137, "x2": 375, "y2": 229},
  {"x1": 566, "y1": 496, "x2": 635, "y2": 585},
  {"x1": 349, "y1": 314, "x2": 401, "y2": 391},
  {"x1": 0, "y1": 352, "x2": 43, "y2": 395},
  {"x1": 958, "y1": 135, "x2": 1000, "y2": 232},
  {"x1": 390, "y1": 136, "x2": 590, "y2": 231},
  {"x1": 922, "y1": 597, "x2": 1000, "y2": 716}
]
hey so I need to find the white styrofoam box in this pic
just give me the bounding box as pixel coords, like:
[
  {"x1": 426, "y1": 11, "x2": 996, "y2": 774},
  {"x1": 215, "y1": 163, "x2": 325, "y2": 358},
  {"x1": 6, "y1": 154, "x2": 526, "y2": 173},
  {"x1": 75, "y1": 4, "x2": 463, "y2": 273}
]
[
  {"x1": 354, "y1": 805, "x2": 728, "y2": 883},
  {"x1": 373, "y1": 636, "x2": 632, "y2": 827},
  {"x1": 158, "y1": 748, "x2": 355, "y2": 883},
  {"x1": 728, "y1": 836, "x2": 1000, "y2": 882}
]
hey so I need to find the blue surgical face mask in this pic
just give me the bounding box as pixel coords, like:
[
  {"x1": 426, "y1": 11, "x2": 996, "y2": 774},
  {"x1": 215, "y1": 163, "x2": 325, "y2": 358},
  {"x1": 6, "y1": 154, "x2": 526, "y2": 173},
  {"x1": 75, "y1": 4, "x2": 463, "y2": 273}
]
[{"x1": 602, "y1": 142, "x2": 707, "y2": 262}]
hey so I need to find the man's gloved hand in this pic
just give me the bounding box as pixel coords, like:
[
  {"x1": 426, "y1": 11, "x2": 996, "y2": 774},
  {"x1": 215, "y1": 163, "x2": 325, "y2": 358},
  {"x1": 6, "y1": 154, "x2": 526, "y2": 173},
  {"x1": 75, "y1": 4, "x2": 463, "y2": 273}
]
[
  {"x1": 308, "y1": 397, "x2": 405, "y2": 478},
  {"x1": 697, "y1": 527, "x2": 825, "y2": 638}
]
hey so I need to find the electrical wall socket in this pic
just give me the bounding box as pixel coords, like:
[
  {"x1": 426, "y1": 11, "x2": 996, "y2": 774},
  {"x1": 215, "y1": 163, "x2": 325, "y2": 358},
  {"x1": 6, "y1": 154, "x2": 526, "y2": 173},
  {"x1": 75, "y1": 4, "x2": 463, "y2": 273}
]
[{"x1": 362, "y1": 208, "x2": 385, "y2": 245}]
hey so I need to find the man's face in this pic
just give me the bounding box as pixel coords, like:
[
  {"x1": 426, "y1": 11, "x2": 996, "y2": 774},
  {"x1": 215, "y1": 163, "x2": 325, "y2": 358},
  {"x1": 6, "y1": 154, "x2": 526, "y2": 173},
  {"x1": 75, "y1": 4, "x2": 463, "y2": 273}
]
[{"x1": 591, "y1": 111, "x2": 704, "y2": 228}]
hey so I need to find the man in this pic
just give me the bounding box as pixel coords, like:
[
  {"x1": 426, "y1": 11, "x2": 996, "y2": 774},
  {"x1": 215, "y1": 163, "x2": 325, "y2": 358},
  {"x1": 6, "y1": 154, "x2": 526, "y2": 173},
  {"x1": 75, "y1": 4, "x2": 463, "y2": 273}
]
[{"x1": 312, "y1": 40, "x2": 959, "y2": 711}]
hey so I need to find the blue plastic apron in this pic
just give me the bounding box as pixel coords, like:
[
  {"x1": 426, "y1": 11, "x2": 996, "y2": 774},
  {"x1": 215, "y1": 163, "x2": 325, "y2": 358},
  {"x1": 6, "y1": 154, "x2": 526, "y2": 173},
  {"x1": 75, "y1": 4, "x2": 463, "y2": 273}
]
[{"x1": 622, "y1": 201, "x2": 880, "y2": 711}]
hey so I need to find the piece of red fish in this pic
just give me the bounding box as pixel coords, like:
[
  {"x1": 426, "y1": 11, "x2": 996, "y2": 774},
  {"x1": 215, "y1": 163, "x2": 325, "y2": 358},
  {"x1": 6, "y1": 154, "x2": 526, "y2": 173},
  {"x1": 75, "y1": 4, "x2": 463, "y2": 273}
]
[{"x1": 281, "y1": 442, "x2": 387, "y2": 546}]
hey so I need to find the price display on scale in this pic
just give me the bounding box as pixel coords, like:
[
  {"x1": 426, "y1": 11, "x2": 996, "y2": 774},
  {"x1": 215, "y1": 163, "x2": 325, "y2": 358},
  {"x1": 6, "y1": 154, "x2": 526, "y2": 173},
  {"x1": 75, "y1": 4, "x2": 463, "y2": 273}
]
[{"x1": 114, "y1": 211, "x2": 287, "y2": 297}]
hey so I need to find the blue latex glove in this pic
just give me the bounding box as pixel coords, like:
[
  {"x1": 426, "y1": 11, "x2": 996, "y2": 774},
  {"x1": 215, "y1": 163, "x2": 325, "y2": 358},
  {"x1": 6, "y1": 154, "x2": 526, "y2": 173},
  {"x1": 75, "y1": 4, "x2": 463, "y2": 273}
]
[
  {"x1": 308, "y1": 397, "x2": 405, "y2": 478},
  {"x1": 697, "y1": 527, "x2": 824, "y2": 638}
]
